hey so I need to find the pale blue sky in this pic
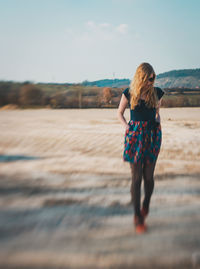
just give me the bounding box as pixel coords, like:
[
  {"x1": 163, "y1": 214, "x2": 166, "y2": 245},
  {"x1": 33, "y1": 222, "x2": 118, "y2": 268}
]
[{"x1": 0, "y1": 0, "x2": 200, "y2": 83}]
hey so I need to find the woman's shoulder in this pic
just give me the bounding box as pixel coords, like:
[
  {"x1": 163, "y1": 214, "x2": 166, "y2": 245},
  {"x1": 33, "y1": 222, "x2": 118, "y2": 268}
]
[
  {"x1": 122, "y1": 87, "x2": 130, "y2": 94},
  {"x1": 122, "y1": 87, "x2": 130, "y2": 101},
  {"x1": 154, "y1": 87, "x2": 166, "y2": 100}
]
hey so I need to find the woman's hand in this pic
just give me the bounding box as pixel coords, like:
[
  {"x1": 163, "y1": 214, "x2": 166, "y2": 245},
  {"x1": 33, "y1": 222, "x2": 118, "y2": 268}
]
[
  {"x1": 125, "y1": 124, "x2": 130, "y2": 132},
  {"x1": 156, "y1": 113, "x2": 160, "y2": 123}
]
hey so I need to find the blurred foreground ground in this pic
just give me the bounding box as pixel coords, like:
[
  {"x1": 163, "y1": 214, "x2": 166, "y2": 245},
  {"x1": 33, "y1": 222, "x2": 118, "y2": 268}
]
[{"x1": 0, "y1": 108, "x2": 200, "y2": 269}]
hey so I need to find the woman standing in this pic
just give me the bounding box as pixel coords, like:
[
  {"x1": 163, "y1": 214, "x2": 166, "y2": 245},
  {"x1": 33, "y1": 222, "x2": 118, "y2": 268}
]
[{"x1": 117, "y1": 63, "x2": 165, "y2": 234}]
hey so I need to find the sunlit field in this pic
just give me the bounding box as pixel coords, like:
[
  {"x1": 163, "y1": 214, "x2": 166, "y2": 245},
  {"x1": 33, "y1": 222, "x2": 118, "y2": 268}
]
[{"x1": 0, "y1": 107, "x2": 200, "y2": 268}]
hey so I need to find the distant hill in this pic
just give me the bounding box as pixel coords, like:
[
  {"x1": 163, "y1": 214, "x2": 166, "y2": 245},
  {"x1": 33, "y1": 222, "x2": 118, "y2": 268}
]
[
  {"x1": 81, "y1": 79, "x2": 130, "y2": 88},
  {"x1": 80, "y1": 68, "x2": 200, "y2": 88},
  {"x1": 155, "y1": 68, "x2": 200, "y2": 88}
]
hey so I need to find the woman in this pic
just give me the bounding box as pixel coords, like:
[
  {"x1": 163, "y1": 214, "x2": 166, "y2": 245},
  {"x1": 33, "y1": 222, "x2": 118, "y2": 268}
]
[{"x1": 117, "y1": 62, "x2": 165, "y2": 234}]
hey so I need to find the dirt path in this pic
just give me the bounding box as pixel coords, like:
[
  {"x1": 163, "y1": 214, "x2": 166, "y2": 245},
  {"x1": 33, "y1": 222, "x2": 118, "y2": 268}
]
[{"x1": 0, "y1": 108, "x2": 200, "y2": 268}]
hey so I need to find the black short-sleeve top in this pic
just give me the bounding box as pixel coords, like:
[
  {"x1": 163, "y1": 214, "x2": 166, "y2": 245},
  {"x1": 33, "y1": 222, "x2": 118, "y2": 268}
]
[{"x1": 122, "y1": 87, "x2": 165, "y2": 121}]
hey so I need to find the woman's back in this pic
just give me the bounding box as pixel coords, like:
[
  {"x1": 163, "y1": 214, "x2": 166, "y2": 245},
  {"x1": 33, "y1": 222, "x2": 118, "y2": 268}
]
[{"x1": 122, "y1": 87, "x2": 164, "y2": 121}]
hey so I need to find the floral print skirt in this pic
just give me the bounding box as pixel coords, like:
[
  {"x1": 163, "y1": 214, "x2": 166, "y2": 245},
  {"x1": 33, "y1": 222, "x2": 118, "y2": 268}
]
[{"x1": 123, "y1": 120, "x2": 162, "y2": 164}]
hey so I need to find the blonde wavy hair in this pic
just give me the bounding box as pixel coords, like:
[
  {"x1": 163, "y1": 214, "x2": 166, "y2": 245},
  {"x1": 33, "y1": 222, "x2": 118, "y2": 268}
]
[{"x1": 129, "y1": 62, "x2": 158, "y2": 110}]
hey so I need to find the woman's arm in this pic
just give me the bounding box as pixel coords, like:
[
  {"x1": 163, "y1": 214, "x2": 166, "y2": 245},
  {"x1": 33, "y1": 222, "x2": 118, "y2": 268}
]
[
  {"x1": 117, "y1": 94, "x2": 130, "y2": 130},
  {"x1": 156, "y1": 98, "x2": 162, "y2": 122}
]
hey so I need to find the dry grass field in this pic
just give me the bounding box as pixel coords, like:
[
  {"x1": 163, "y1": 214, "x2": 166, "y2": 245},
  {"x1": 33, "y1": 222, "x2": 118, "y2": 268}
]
[{"x1": 0, "y1": 107, "x2": 200, "y2": 269}]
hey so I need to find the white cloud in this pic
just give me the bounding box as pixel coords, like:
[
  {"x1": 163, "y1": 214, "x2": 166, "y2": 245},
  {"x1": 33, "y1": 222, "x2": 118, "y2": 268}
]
[
  {"x1": 66, "y1": 21, "x2": 129, "y2": 44},
  {"x1": 84, "y1": 21, "x2": 129, "y2": 39},
  {"x1": 85, "y1": 21, "x2": 111, "y2": 30},
  {"x1": 116, "y1": 24, "x2": 128, "y2": 34},
  {"x1": 85, "y1": 20, "x2": 96, "y2": 29},
  {"x1": 99, "y1": 23, "x2": 111, "y2": 28},
  {"x1": 83, "y1": 21, "x2": 115, "y2": 41}
]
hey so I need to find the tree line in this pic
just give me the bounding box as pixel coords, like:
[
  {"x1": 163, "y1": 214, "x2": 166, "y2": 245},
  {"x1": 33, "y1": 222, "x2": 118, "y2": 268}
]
[
  {"x1": 0, "y1": 81, "x2": 116, "y2": 108},
  {"x1": 0, "y1": 81, "x2": 200, "y2": 108}
]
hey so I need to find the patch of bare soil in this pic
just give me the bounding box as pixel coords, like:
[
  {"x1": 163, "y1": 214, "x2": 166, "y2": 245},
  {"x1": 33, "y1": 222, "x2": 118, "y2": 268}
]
[{"x1": 0, "y1": 108, "x2": 200, "y2": 268}]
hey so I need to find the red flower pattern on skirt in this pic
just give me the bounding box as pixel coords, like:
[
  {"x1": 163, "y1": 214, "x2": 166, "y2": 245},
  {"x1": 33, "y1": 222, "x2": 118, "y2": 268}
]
[{"x1": 123, "y1": 120, "x2": 162, "y2": 164}]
